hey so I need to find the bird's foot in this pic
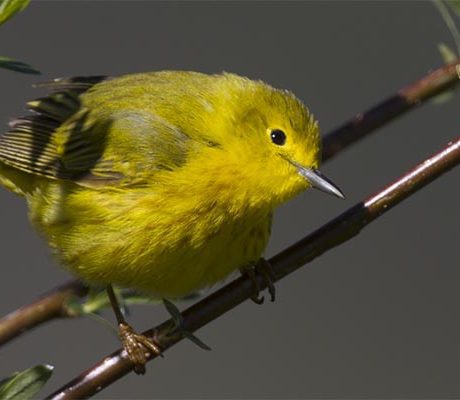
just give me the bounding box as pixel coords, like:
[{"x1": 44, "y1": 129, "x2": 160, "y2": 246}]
[
  {"x1": 118, "y1": 322, "x2": 162, "y2": 375},
  {"x1": 163, "y1": 299, "x2": 211, "y2": 351},
  {"x1": 242, "y1": 258, "x2": 277, "y2": 305}
]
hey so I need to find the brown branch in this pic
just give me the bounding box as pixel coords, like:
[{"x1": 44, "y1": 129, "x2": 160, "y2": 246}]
[
  {"x1": 1, "y1": 61, "x2": 458, "y2": 348},
  {"x1": 0, "y1": 280, "x2": 87, "y2": 346},
  {"x1": 46, "y1": 137, "x2": 460, "y2": 400},
  {"x1": 322, "y1": 61, "x2": 460, "y2": 161}
]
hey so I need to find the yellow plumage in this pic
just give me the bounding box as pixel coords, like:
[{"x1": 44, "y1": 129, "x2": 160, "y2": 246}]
[{"x1": 0, "y1": 71, "x2": 330, "y2": 299}]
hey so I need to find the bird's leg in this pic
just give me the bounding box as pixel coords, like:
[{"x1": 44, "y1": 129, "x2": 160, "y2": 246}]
[
  {"x1": 256, "y1": 258, "x2": 276, "y2": 302},
  {"x1": 241, "y1": 258, "x2": 277, "y2": 304},
  {"x1": 240, "y1": 265, "x2": 264, "y2": 304},
  {"x1": 162, "y1": 299, "x2": 211, "y2": 351},
  {"x1": 107, "y1": 285, "x2": 162, "y2": 375}
]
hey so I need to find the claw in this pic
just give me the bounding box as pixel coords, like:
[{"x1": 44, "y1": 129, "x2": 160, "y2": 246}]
[
  {"x1": 119, "y1": 323, "x2": 162, "y2": 375},
  {"x1": 242, "y1": 258, "x2": 277, "y2": 304},
  {"x1": 256, "y1": 258, "x2": 276, "y2": 302},
  {"x1": 241, "y1": 265, "x2": 265, "y2": 304}
]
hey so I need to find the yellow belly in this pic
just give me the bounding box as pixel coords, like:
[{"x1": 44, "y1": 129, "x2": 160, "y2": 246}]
[{"x1": 28, "y1": 181, "x2": 272, "y2": 299}]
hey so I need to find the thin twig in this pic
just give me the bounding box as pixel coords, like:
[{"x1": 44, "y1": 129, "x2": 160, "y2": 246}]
[
  {"x1": 322, "y1": 60, "x2": 460, "y2": 160},
  {"x1": 46, "y1": 137, "x2": 460, "y2": 399},
  {"x1": 0, "y1": 61, "x2": 458, "y2": 348},
  {"x1": 0, "y1": 281, "x2": 87, "y2": 345}
]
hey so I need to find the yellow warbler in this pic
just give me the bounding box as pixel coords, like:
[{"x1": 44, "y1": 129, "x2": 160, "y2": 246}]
[{"x1": 0, "y1": 71, "x2": 343, "y2": 372}]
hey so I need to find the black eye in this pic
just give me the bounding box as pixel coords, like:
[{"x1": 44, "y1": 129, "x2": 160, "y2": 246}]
[{"x1": 270, "y1": 129, "x2": 286, "y2": 146}]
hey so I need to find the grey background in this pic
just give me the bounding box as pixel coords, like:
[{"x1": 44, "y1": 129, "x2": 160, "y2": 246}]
[{"x1": 0, "y1": 1, "x2": 459, "y2": 398}]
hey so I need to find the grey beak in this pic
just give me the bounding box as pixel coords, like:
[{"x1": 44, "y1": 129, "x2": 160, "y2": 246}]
[{"x1": 298, "y1": 167, "x2": 345, "y2": 199}]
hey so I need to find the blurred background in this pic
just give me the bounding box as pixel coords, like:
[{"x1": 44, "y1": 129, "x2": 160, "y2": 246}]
[{"x1": 0, "y1": 1, "x2": 459, "y2": 398}]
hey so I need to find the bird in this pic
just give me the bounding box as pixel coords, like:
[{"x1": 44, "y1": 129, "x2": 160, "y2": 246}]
[{"x1": 0, "y1": 71, "x2": 343, "y2": 373}]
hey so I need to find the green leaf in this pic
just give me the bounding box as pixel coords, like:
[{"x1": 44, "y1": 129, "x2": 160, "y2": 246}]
[
  {"x1": 182, "y1": 331, "x2": 212, "y2": 351},
  {"x1": 430, "y1": 42, "x2": 457, "y2": 104},
  {"x1": 0, "y1": 364, "x2": 54, "y2": 400},
  {"x1": 0, "y1": 0, "x2": 30, "y2": 26},
  {"x1": 119, "y1": 290, "x2": 160, "y2": 307},
  {"x1": 438, "y1": 42, "x2": 457, "y2": 63},
  {"x1": 434, "y1": 0, "x2": 460, "y2": 55},
  {"x1": 74, "y1": 287, "x2": 160, "y2": 316},
  {"x1": 447, "y1": 0, "x2": 460, "y2": 17},
  {"x1": 163, "y1": 298, "x2": 184, "y2": 328},
  {"x1": 0, "y1": 56, "x2": 39, "y2": 74}
]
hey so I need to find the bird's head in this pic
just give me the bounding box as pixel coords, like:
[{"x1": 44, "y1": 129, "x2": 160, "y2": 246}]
[{"x1": 207, "y1": 74, "x2": 344, "y2": 207}]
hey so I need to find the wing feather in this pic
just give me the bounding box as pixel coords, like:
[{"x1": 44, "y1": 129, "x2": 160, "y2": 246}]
[{"x1": 0, "y1": 75, "x2": 192, "y2": 188}]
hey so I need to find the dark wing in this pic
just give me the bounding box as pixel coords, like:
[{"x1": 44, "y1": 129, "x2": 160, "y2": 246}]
[{"x1": 0, "y1": 76, "x2": 191, "y2": 188}]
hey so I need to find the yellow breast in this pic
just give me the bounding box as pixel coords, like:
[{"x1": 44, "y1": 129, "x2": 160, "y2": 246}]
[{"x1": 28, "y1": 177, "x2": 272, "y2": 299}]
